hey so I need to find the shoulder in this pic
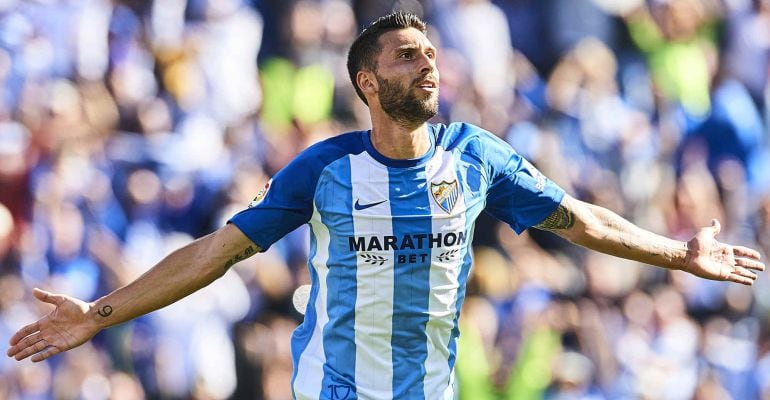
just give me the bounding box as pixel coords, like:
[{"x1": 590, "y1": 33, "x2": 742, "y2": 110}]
[
  {"x1": 433, "y1": 122, "x2": 516, "y2": 159},
  {"x1": 293, "y1": 130, "x2": 367, "y2": 170},
  {"x1": 270, "y1": 130, "x2": 366, "y2": 193}
]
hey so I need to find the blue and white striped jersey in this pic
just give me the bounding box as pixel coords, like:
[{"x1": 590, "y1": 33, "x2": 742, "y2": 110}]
[{"x1": 229, "y1": 122, "x2": 565, "y2": 400}]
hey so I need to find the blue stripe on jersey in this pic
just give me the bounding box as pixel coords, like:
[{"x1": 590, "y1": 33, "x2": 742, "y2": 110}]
[
  {"x1": 320, "y1": 156, "x2": 359, "y2": 399},
  {"x1": 447, "y1": 225, "x2": 475, "y2": 374},
  {"x1": 291, "y1": 224, "x2": 321, "y2": 398},
  {"x1": 448, "y1": 149, "x2": 485, "y2": 374},
  {"x1": 389, "y1": 166, "x2": 432, "y2": 399}
]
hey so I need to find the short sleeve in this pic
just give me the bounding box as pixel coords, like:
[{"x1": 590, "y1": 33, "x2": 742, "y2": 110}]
[
  {"x1": 227, "y1": 131, "x2": 366, "y2": 250},
  {"x1": 481, "y1": 132, "x2": 565, "y2": 234},
  {"x1": 228, "y1": 155, "x2": 316, "y2": 251}
]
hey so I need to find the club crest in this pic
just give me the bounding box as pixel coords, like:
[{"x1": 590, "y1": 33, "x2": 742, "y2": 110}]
[{"x1": 431, "y1": 180, "x2": 460, "y2": 214}]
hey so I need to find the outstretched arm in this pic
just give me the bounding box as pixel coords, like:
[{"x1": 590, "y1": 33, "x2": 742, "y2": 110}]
[
  {"x1": 533, "y1": 195, "x2": 765, "y2": 284},
  {"x1": 7, "y1": 223, "x2": 259, "y2": 362}
]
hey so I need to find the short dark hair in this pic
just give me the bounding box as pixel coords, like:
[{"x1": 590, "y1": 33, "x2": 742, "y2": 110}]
[{"x1": 346, "y1": 12, "x2": 427, "y2": 105}]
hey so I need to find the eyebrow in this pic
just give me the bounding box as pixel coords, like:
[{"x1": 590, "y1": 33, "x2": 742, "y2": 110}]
[{"x1": 392, "y1": 44, "x2": 437, "y2": 53}]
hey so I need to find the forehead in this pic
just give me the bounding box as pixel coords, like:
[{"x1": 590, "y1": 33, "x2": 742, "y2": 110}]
[{"x1": 377, "y1": 27, "x2": 434, "y2": 52}]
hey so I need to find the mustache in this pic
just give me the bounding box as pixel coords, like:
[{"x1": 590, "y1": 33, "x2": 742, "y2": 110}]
[{"x1": 411, "y1": 74, "x2": 439, "y2": 87}]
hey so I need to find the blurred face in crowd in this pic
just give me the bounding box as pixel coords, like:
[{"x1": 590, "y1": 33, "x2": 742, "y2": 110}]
[{"x1": 371, "y1": 28, "x2": 440, "y2": 125}]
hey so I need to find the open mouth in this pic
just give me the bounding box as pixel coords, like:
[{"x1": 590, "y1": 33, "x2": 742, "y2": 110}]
[{"x1": 415, "y1": 80, "x2": 438, "y2": 91}]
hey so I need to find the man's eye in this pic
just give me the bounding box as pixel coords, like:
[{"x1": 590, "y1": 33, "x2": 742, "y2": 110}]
[
  {"x1": 399, "y1": 53, "x2": 413, "y2": 59},
  {"x1": 426, "y1": 52, "x2": 435, "y2": 59}
]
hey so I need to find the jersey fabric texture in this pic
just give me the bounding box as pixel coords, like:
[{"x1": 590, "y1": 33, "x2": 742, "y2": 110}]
[{"x1": 229, "y1": 122, "x2": 565, "y2": 400}]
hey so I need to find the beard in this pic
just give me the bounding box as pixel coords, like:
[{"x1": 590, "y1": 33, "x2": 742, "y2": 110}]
[{"x1": 376, "y1": 73, "x2": 439, "y2": 126}]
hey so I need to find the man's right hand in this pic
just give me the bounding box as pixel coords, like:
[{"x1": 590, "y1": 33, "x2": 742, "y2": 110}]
[
  {"x1": 7, "y1": 224, "x2": 258, "y2": 363},
  {"x1": 6, "y1": 288, "x2": 100, "y2": 362}
]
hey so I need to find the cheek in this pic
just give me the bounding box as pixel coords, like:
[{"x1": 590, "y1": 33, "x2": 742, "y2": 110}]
[{"x1": 379, "y1": 63, "x2": 413, "y2": 80}]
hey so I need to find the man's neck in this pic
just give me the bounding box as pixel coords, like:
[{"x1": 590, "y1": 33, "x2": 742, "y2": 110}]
[{"x1": 369, "y1": 116, "x2": 430, "y2": 160}]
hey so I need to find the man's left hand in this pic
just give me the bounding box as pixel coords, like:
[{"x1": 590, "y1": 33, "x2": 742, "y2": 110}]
[{"x1": 684, "y1": 219, "x2": 765, "y2": 285}]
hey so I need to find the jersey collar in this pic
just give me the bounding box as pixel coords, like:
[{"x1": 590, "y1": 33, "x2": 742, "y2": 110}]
[{"x1": 362, "y1": 124, "x2": 437, "y2": 168}]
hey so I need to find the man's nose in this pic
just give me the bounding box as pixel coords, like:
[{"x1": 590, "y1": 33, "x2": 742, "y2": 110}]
[{"x1": 417, "y1": 52, "x2": 435, "y2": 75}]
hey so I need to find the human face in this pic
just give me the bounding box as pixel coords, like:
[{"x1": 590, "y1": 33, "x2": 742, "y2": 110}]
[{"x1": 373, "y1": 28, "x2": 439, "y2": 125}]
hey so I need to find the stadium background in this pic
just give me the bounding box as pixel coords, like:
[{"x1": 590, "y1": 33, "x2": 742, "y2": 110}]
[{"x1": 0, "y1": 0, "x2": 769, "y2": 398}]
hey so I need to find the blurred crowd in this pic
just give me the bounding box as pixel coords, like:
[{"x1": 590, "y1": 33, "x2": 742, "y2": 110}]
[{"x1": 0, "y1": 0, "x2": 769, "y2": 399}]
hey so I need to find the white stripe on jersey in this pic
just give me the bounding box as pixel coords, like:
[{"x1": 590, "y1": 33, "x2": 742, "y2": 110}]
[
  {"x1": 351, "y1": 152, "x2": 395, "y2": 399},
  {"x1": 424, "y1": 146, "x2": 465, "y2": 399},
  {"x1": 294, "y1": 207, "x2": 331, "y2": 400}
]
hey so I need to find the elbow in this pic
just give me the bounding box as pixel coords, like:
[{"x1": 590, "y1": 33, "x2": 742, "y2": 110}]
[
  {"x1": 196, "y1": 225, "x2": 258, "y2": 282},
  {"x1": 202, "y1": 256, "x2": 228, "y2": 282},
  {"x1": 205, "y1": 249, "x2": 231, "y2": 283},
  {"x1": 577, "y1": 222, "x2": 604, "y2": 247},
  {"x1": 194, "y1": 235, "x2": 230, "y2": 285},
  {"x1": 560, "y1": 224, "x2": 594, "y2": 247},
  {"x1": 563, "y1": 208, "x2": 603, "y2": 247}
]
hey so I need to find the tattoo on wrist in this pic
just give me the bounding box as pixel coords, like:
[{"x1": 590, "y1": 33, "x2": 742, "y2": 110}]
[
  {"x1": 97, "y1": 305, "x2": 113, "y2": 318},
  {"x1": 535, "y1": 204, "x2": 575, "y2": 231},
  {"x1": 224, "y1": 245, "x2": 256, "y2": 271}
]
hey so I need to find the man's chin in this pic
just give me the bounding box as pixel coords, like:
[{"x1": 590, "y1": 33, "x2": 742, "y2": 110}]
[
  {"x1": 411, "y1": 90, "x2": 439, "y2": 109},
  {"x1": 379, "y1": 91, "x2": 439, "y2": 125},
  {"x1": 421, "y1": 100, "x2": 439, "y2": 119}
]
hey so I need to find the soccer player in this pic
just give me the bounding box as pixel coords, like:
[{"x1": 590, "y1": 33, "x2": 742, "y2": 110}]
[{"x1": 7, "y1": 11, "x2": 765, "y2": 400}]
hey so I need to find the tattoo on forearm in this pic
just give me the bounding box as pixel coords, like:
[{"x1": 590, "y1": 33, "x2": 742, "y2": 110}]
[
  {"x1": 97, "y1": 305, "x2": 113, "y2": 318},
  {"x1": 535, "y1": 204, "x2": 575, "y2": 231},
  {"x1": 224, "y1": 245, "x2": 256, "y2": 271}
]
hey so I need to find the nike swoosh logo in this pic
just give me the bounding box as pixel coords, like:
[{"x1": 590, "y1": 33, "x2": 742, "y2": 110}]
[{"x1": 354, "y1": 199, "x2": 388, "y2": 210}]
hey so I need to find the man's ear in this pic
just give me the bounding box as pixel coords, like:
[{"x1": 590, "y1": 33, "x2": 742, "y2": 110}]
[{"x1": 357, "y1": 70, "x2": 378, "y2": 97}]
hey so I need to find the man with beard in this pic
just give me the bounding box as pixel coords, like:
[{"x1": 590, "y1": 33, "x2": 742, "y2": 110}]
[{"x1": 7, "y1": 11, "x2": 765, "y2": 400}]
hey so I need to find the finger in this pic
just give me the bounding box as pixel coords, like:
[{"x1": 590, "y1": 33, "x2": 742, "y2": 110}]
[
  {"x1": 732, "y1": 266, "x2": 758, "y2": 281},
  {"x1": 31, "y1": 345, "x2": 61, "y2": 363},
  {"x1": 726, "y1": 274, "x2": 753, "y2": 286},
  {"x1": 710, "y1": 219, "x2": 721, "y2": 236},
  {"x1": 8, "y1": 321, "x2": 40, "y2": 347},
  {"x1": 32, "y1": 288, "x2": 66, "y2": 306},
  {"x1": 7, "y1": 332, "x2": 43, "y2": 357},
  {"x1": 734, "y1": 246, "x2": 762, "y2": 260},
  {"x1": 735, "y1": 257, "x2": 766, "y2": 271},
  {"x1": 13, "y1": 338, "x2": 49, "y2": 361}
]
